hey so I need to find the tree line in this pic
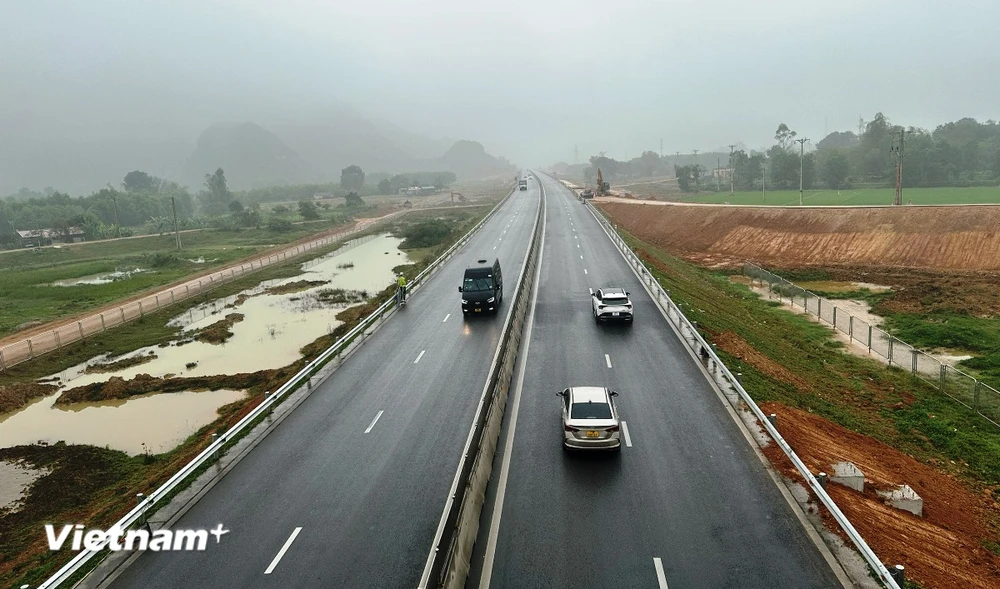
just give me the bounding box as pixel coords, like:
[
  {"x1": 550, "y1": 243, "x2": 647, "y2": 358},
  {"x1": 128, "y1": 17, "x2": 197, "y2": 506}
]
[{"x1": 581, "y1": 114, "x2": 1000, "y2": 192}]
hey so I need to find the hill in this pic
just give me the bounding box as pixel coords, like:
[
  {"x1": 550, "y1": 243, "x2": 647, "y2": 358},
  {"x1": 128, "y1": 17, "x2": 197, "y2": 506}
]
[{"x1": 182, "y1": 122, "x2": 313, "y2": 190}]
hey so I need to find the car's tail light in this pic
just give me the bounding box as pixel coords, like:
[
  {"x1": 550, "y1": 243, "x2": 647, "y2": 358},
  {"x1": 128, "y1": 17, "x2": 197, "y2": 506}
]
[
  {"x1": 565, "y1": 425, "x2": 580, "y2": 432},
  {"x1": 597, "y1": 305, "x2": 605, "y2": 310},
  {"x1": 606, "y1": 425, "x2": 620, "y2": 432}
]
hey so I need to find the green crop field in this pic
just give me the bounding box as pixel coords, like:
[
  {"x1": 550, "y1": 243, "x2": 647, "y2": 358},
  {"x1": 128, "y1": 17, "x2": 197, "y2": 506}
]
[{"x1": 670, "y1": 185, "x2": 1000, "y2": 206}]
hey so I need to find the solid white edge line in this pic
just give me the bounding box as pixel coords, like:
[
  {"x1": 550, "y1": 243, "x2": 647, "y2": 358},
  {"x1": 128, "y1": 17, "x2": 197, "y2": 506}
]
[
  {"x1": 653, "y1": 557, "x2": 669, "y2": 588},
  {"x1": 479, "y1": 179, "x2": 546, "y2": 589},
  {"x1": 443, "y1": 313, "x2": 451, "y2": 322},
  {"x1": 364, "y1": 410, "x2": 384, "y2": 434},
  {"x1": 584, "y1": 269, "x2": 588, "y2": 275},
  {"x1": 414, "y1": 350, "x2": 426, "y2": 364},
  {"x1": 605, "y1": 353, "x2": 612, "y2": 368},
  {"x1": 264, "y1": 527, "x2": 303, "y2": 575},
  {"x1": 621, "y1": 420, "x2": 633, "y2": 447}
]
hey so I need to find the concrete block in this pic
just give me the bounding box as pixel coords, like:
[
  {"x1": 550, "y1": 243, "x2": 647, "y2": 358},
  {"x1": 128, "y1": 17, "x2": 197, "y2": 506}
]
[
  {"x1": 830, "y1": 461, "x2": 865, "y2": 492},
  {"x1": 877, "y1": 485, "x2": 923, "y2": 517}
]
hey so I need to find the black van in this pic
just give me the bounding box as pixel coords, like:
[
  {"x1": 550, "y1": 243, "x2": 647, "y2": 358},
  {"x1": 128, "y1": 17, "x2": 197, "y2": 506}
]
[{"x1": 459, "y1": 258, "x2": 503, "y2": 316}]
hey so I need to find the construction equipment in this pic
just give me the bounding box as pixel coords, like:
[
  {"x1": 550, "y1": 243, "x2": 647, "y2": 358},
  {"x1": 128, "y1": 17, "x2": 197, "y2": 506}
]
[
  {"x1": 450, "y1": 192, "x2": 467, "y2": 203},
  {"x1": 596, "y1": 168, "x2": 610, "y2": 196}
]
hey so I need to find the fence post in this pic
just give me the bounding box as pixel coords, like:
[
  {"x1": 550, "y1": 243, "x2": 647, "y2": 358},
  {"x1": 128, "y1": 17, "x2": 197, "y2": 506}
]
[
  {"x1": 888, "y1": 337, "x2": 893, "y2": 366},
  {"x1": 78, "y1": 321, "x2": 85, "y2": 340},
  {"x1": 0, "y1": 349, "x2": 5, "y2": 371},
  {"x1": 139, "y1": 301, "x2": 144, "y2": 317},
  {"x1": 27, "y1": 339, "x2": 34, "y2": 359},
  {"x1": 170, "y1": 291, "x2": 175, "y2": 304},
  {"x1": 101, "y1": 313, "x2": 106, "y2": 331},
  {"x1": 832, "y1": 306, "x2": 837, "y2": 328},
  {"x1": 817, "y1": 297, "x2": 821, "y2": 318},
  {"x1": 940, "y1": 364, "x2": 947, "y2": 392},
  {"x1": 120, "y1": 307, "x2": 126, "y2": 323},
  {"x1": 849, "y1": 316, "x2": 853, "y2": 340},
  {"x1": 53, "y1": 329, "x2": 61, "y2": 348},
  {"x1": 868, "y1": 325, "x2": 872, "y2": 353},
  {"x1": 155, "y1": 294, "x2": 160, "y2": 308},
  {"x1": 911, "y1": 349, "x2": 918, "y2": 375}
]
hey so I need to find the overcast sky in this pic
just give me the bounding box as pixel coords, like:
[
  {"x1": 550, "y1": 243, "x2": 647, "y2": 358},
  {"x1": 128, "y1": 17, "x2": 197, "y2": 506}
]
[{"x1": 3, "y1": 0, "x2": 999, "y2": 168}]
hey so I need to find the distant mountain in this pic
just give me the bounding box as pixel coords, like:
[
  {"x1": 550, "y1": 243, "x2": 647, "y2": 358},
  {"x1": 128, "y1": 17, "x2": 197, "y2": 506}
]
[
  {"x1": 426, "y1": 140, "x2": 515, "y2": 180},
  {"x1": 182, "y1": 122, "x2": 313, "y2": 190}
]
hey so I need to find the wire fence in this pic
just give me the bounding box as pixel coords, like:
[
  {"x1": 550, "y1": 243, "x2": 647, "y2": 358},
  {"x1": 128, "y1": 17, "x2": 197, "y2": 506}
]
[
  {"x1": 0, "y1": 216, "x2": 403, "y2": 373},
  {"x1": 743, "y1": 263, "x2": 1000, "y2": 427}
]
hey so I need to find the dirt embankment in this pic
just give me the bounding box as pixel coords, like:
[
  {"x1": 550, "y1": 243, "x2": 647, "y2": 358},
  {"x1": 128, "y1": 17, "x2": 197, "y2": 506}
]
[
  {"x1": 758, "y1": 401, "x2": 1000, "y2": 589},
  {"x1": 597, "y1": 201, "x2": 1000, "y2": 272},
  {"x1": 55, "y1": 371, "x2": 276, "y2": 405},
  {"x1": 0, "y1": 383, "x2": 59, "y2": 413}
]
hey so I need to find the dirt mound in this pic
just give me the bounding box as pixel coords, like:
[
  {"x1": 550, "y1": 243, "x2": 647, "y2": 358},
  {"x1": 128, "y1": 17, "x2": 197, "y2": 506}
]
[
  {"x1": 598, "y1": 202, "x2": 1000, "y2": 271},
  {"x1": 0, "y1": 382, "x2": 59, "y2": 413},
  {"x1": 758, "y1": 402, "x2": 1000, "y2": 589}
]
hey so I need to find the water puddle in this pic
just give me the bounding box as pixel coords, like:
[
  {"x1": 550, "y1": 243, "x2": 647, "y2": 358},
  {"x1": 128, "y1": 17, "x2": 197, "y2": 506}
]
[
  {"x1": 52, "y1": 268, "x2": 150, "y2": 287},
  {"x1": 0, "y1": 460, "x2": 50, "y2": 512},
  {"x1": 0, "y1": 389, "x2": 246, "y2": 455},
  {"x1": 0, "y1": 233, "x2": 412, "y2": 455}
]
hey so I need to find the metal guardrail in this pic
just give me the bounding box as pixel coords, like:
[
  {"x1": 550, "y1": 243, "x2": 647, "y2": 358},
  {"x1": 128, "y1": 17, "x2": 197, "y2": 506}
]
[
  {"x1": 420, "y1": 179, "x2": 545, "y2": 589},
  {"x1": 581, "y1": 199, "x2": 902, "y2": 589},
  {"x1": 35, "y1": 185, "x2": 517, "y2": 589},
  {"x1": 0, "y1": 213, "x2": 408, "y2": 372},
  {"x1": 743, "y1": 263, "x2": 1000, "y2": 428}
]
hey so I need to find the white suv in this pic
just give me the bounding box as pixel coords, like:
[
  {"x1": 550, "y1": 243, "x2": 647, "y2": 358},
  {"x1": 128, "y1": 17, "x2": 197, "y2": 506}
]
[{"x1": 591, "y1": 287, "x2": 633, "y2": 324}]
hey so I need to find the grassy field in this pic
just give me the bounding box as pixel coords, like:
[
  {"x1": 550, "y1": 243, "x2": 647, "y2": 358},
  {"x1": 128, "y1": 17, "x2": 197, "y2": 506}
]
[
  {"x1": 663, "y1": 185, "x2": 1000, "y2": 206},
  {"x1": 0, "y1": 217, "x2": 354, "y2": 338}
]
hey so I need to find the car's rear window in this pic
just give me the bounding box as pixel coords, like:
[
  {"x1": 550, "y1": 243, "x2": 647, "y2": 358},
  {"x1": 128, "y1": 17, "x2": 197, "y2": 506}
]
[
  {"x1": 603, "y1": 297, "x2": 628, "y2": 305},
  {"x1": 571, "y1": 402, "x2": 612, "y2": 419}
]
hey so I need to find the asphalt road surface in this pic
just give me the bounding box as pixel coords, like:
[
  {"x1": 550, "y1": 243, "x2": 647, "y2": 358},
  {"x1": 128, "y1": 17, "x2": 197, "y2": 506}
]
[
  {"x1": 466, "y1": 173, "x2": 842, "y2": 589},
  {"x1": 109, "y1": 183, "x2": 541, "y2": 588}
]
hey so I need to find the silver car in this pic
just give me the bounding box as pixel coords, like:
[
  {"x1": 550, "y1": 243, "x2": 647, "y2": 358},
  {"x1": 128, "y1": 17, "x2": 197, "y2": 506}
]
[
  {"x1": 557, "y1": 386, "x2": 621, "y2": 451},
  {"x1": 592, "y1": 287, "x2": 633, "y2": 324}
]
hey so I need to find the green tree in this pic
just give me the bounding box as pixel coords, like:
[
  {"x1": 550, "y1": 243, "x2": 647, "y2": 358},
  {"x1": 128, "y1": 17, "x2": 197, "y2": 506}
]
[
  {"x1": 229, "y1": 200, "x2": 245, "y2": 214},
  {"x1": 341, "y1": 165, "x2": 365, "y2": 191},
  {"x1": 298, "y1": 200, "x2": 320, "y2": 220},
  {"x1": 377, "y1": 179, "x2": 392, "y2": 195},
  {"x1": 774, "y1": 123, "x2": 797, "y2": 150},
  {"x1": 674, "y1": 165, "x2": 693, "y2": 192},
  {"x1": 344, "y1": 192, "x2": 365, "y2": 207},
  {"x1": 820, "y1": 149, "x2": 850, "y2": 189},
  {"x1": 200, "y1": 168, "x2": 233, "y2": 215},
  {"x1": 122, "y1": 170, "x2": 159, "y2": 192}
]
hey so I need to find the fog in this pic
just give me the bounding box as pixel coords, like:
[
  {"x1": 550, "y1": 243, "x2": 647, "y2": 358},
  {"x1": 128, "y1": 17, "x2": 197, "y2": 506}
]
[{"x1": 2, "y1": 0, "x2": 998, "y2": 193}]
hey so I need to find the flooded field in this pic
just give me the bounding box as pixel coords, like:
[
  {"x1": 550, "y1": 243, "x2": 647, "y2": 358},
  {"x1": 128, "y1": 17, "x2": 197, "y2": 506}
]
[
  {"x1": 51, "y1": 268, "x2": 150, "y2": 287},
  {"x1": 0, "y1": 460, "x2": 49, "y2": 512},
  {"x1": 0, "y1": 233, "x2": 411, "y2": 455}
]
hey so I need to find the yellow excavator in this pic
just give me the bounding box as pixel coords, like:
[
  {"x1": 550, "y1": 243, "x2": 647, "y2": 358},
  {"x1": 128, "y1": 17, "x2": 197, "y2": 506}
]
[{"x1": 596, "y1": 168, "x2": 610, "y2": 196}]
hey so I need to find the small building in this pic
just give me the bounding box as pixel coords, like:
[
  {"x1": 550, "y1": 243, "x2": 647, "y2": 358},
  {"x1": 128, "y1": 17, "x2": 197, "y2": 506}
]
[
  {"x1": 16, "y1": 227, "x2": 86, "y2": 247},
  {"x1": 313, "y1": 192, "x2": 335, "y2": 200},
  {"x1": 418, "y1": 186, "x2": 436, "y2": 196}
]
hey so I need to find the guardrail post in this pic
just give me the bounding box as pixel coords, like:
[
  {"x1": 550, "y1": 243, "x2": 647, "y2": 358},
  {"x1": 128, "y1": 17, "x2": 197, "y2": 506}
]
[
  {"x1": 767, "y1": 413, "x2": 777, "y2": 428},
  {"x1": 212, "y1": 433, "x2": 219, "y2": 461},
  {"x1": 136, "y1": 493, "x2": 147, "y2": 527},
  {"x1": 889, "y1": 564, "x2": 905, "y2": 584},
  {"x1": 735, "y1": 372, "x2": 742, "y2": 385}
]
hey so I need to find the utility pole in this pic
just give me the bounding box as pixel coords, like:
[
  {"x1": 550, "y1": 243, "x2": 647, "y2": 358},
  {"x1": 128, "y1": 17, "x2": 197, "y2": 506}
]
[
  {"x1": 728, "y1": 144, "x2": 736, "y2": 195},
  {"x1": 171, "y1": 196, "x2": 182, "y2": 250},
  {"x1": 794, "y1": 137, "x2": 810, "y2": 206},
  {"x1": 761, "y1": 160, "x2": 767, "y2": 203},
  {"x1": 692, "y1": 149, "x2": 699, "y2": 164},
  {"x1": 717, "y1": 157, "x2": 721, "y2": 191},
  {"x1": 111, "y1": 192, "x2": 122, "y2": 238},
  {"x1": 891, "y1": 130, "x2": 905, "y2": 205}
]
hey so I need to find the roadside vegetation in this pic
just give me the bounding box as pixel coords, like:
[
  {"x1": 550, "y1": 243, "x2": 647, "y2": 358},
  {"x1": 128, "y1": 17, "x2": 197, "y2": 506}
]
[
  {"x1": 0, "y1": 195, "x2": 504, "y2": 589},
  {"x1": 621, "y1": 233, "x2": 1000, "y2": 490}
]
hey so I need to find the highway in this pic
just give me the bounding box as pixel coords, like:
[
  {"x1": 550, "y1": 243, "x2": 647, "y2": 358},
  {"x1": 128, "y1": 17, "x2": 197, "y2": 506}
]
[
  {"x1": 108, "y1": 184, "x2": 541, "y2": 588},
  {"x1": 466, "y1": 173, "x2": 843, "y2": 588}
]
